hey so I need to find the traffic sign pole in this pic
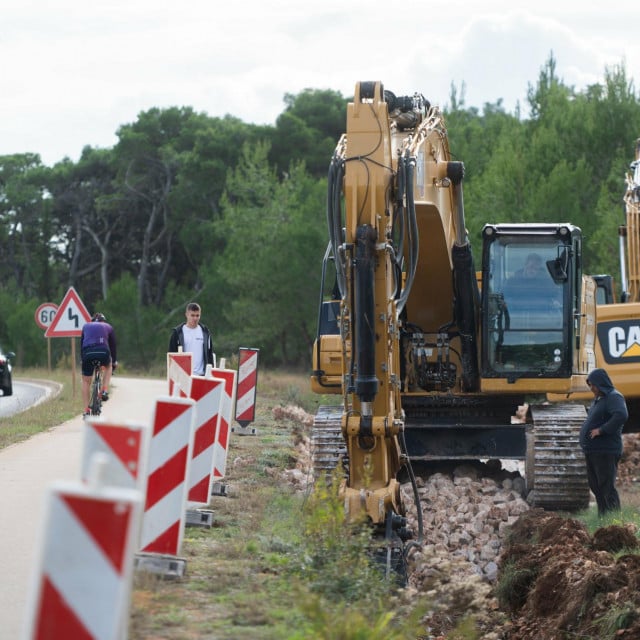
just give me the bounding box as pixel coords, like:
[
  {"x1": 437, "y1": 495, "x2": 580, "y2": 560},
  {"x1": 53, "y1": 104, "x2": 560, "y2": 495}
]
[{"x1": 71, "y1": 339, "x2": 76, "y2": 398}]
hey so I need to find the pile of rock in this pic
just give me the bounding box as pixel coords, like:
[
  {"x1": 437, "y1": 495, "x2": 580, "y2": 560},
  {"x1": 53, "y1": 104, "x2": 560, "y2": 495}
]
[
  {"x1": 273, "y1": 404, "x2": 533, "y2": 585},
  {"x1": 272, "y1": 404, "x2": 314, "y2": 491},
  {"x1": 402, "y1": 463, "x2": 530, "y2": 585}
]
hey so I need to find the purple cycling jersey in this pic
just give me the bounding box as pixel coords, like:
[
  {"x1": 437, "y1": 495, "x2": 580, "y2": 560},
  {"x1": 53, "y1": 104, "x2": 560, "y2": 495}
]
[{"x1": 81, "y1": 321, "x2": 117, "y2": 361}]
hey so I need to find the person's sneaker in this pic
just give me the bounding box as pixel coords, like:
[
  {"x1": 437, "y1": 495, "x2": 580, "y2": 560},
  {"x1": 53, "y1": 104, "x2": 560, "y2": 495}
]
[
  {"x1": 101, "y1": 390, "x2": 109, "y2": 402},
  {"x1": 83, "y1": 407, "x2": 91, "y2": 417}
]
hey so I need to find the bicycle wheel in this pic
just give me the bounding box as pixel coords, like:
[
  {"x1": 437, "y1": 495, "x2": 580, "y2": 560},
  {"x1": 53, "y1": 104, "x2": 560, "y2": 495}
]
[{"x1": 89, "y1": 365, "x2": 103, "y2": 415}]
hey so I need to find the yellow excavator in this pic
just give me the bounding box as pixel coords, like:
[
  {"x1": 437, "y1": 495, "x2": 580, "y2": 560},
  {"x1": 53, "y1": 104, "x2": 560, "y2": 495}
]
[{"x1": 311, "y1": 82, "x2": 597, "y2": 565}]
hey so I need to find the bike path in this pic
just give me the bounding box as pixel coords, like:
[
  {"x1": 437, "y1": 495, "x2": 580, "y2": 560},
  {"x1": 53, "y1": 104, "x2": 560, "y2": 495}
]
[{"x1": 0, "y1": 376, "x2": 166, "y2": 639}]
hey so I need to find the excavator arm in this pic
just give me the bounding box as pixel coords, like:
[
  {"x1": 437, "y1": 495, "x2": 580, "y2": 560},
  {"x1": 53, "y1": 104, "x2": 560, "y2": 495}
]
[
  {"x1": 327, "y1": 82, "x2": 470, "y2": 527},
  {"x1": 330, "y1": 82, "x2": 405, "y2": 525}
]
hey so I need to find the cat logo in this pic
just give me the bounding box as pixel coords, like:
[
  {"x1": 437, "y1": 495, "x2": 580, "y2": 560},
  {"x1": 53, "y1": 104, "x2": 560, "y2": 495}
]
[{"x1": 597, "y1": 320, "x2": 640, "y2": 364}]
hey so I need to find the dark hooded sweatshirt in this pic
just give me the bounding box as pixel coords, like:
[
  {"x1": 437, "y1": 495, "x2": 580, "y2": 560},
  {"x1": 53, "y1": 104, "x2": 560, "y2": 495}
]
[{"x1": 579, "y1": 368, "x2": 628, "y2": 456}]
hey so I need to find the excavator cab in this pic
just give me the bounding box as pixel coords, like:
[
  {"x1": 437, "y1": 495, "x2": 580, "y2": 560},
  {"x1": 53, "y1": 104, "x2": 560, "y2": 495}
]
[
  {"x1": 481, "y1": 224, "x2": 573, "y2": 379},
  {"x1": 480, "y1": 223, "x2": 592, "y2": 391}
]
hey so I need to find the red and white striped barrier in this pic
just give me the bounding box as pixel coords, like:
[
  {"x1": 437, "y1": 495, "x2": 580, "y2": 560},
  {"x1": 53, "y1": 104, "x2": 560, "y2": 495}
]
[
  {"x1": 234, "y1": 347, "x2": 259, "y2": 434},
  {"x1": 81, "y1": 419, "x2": 149, "y2": 493},
  {"x1": 140, "y1": 396, "x2": 195, "y2": 556},
  {"x1": 24, "y1": 456, "x2": 142, "y2": 640},
  {"x1": 167, "y1": 351, "x2": 193, "y2": 398},
  {"x1": 210, "y1": 367, "x2": 237, "y2": 481},
  {"x1": 187, "y1": 375, "x2": 223, "y2": 506}
]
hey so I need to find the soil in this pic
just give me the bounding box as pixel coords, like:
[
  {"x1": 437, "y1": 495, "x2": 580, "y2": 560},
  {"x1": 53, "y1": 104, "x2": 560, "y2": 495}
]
[
  {"x1": 493, "y1": 433, "x2": 640, "y2": 640},
  {"x1": 496, "y1": 511, "x2": 640, "y2": 639}
]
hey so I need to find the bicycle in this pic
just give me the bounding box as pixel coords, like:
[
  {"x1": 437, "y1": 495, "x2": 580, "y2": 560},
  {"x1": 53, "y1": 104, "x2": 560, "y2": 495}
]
[{"x1": 88, "y1": 359, "x2": 104, "y2": 416}]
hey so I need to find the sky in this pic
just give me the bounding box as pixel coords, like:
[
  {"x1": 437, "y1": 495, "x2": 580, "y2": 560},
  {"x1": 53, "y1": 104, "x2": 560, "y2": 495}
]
[{"x1": 2, "y1": 1, "x2": 640, "y2": 167}]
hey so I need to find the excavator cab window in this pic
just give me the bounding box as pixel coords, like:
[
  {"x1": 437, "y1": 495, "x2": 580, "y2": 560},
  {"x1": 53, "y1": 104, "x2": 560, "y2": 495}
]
[
  {"x1": 311, "y1": 241, "x2": 344, "y2": 393},
  {"x1": 482, "y1": 234, "x2": 571, "y2": 378},
  {"x1": 318, "y1": 299, "x2": 340, "y2": 335},
  {"x1": 591, "y1": 274, "x2": 615, "y2": 304}
]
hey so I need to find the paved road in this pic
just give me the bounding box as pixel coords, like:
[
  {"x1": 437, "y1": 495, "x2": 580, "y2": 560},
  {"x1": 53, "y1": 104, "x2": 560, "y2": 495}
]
[
  {"x1": 0, "y1": 376, "x2": 166, "y2": 639},
  {"x1": 0, "y1": 380, "x2": 56, "y2": 419}
]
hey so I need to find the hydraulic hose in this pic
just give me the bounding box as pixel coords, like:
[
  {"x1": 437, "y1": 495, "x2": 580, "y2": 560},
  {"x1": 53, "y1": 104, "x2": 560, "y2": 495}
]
[
  {"x1": 393, "y1": 153, "x2": 407, "y2": 300},
  {"x1": 396, "y1": 151, "x2": 419, "y2": 315},
  {"x1": 327, "y1": 154, "x2": 346, "y2": 298},
  {"x1": 395, "y1": 151, "x2": 406, "y2": 261},
  {"x1": 400, "y1": 428, "x2": 424, "y2": 547},
  {"x1": 448, "y1": 162, "x2": 480, "y2": 391}
]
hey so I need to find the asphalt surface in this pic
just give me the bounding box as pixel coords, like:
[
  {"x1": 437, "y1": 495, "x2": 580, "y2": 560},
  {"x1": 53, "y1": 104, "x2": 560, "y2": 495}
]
[
  {"x1": 0, "y1": 380, "x2": 55, "y2": 419},
  {"x1": 0, "y1": 376, "x2": 166, "y2": 639}
]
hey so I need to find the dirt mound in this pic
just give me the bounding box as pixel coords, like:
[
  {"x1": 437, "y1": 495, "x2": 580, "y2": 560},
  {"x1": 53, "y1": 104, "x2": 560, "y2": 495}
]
[
  {"x1": 498, "y1": 509, "x2": 640, "y2": 639},
  {"x1": 592, "y1": 523, "x2": 640, "y2": 552}
]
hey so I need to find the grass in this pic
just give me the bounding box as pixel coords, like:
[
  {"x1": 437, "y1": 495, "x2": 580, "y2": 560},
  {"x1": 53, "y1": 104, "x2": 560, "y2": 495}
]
[
  {"x1": 577, "y1": 502, "x2": 640, "y2": 536},
  {"x1": 1, "y1": 368, "x2": 77, "y2": 448},
  {"x1": 494, "y1": 562, "x2": 537, "y2": 613},
  {"x1": 593, "y1": 605, "x2": 639, "y2": 640},
  {"x1": 128, "y1": 368, "x2": 427, "y2": 639},
  {"x1": 567, "y1": 487, "x2": 640, "y2": 571}
]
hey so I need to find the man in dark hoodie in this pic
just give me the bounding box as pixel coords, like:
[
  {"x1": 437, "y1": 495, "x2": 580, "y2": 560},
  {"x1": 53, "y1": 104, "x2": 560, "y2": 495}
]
[{"x1": 579, "y1": 368, "x2": 628, "y2": 516}]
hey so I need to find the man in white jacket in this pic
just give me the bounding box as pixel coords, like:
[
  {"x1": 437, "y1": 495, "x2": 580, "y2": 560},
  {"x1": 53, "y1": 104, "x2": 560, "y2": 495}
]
[{"x1": 168, "y1": 302, "x2": 214, "y2": 376}]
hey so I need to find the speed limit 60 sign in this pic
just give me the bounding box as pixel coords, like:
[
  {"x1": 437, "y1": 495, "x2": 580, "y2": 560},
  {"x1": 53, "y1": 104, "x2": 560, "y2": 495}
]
[{"x1": 35, "y1": 303, "x2": 59, "y2": 330}]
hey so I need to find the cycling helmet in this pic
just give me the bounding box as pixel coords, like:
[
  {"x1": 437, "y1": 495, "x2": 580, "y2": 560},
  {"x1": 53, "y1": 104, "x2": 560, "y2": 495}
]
[{"x1": 92, "y1": 312, "x2": 106, "y2": 322}]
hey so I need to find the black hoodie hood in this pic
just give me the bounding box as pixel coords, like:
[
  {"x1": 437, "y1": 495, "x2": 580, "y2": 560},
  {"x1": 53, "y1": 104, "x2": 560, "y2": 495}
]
[{"x1": 587, "y1": 368, "x2": 615, "y2": 394}]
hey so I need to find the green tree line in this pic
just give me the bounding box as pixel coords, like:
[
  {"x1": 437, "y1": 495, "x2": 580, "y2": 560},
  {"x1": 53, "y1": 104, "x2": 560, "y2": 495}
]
[{"x1": 1, "y1": 55, "x2": 639, "y2": 372}]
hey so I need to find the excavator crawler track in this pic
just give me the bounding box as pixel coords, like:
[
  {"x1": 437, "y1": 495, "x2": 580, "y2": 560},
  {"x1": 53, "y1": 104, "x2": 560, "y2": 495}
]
[
  {"x1": 311, "y1": 402, "x2": 591, "y2": 512},
  {"x1": 528, "y1": 403, "x2": 590, "y2": 511}
]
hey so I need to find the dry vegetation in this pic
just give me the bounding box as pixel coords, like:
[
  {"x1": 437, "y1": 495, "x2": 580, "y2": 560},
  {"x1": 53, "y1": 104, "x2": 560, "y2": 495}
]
[{"x1": 127, "y1": 369, "x2": 424, "y2": 639}]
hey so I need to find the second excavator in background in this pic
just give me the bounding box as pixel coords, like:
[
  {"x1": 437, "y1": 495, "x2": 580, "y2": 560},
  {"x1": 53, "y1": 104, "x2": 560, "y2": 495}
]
[{"x1": 572, "y1": 139, "x2": 640, "y2": 432}]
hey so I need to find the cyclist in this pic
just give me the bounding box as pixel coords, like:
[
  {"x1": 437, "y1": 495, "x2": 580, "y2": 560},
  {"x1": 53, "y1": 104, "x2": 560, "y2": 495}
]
[{"x1": 81, "y1": 312, "x2": 117, "y2": 416}]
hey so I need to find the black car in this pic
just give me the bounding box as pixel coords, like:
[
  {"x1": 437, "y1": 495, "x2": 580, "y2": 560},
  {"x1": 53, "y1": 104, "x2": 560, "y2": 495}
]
[{"x1": 0, "y1": 348, "x2": 15, "y2": 396}]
